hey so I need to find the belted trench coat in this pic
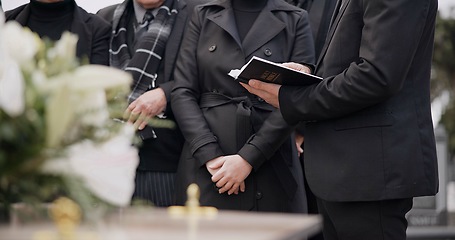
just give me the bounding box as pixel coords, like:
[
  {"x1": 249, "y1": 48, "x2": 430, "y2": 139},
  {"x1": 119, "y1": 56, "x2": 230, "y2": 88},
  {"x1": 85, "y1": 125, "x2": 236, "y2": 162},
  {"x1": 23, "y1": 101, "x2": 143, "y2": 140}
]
[{"x1": 171, "y1": 0, "x2": 315, "y2": 212}]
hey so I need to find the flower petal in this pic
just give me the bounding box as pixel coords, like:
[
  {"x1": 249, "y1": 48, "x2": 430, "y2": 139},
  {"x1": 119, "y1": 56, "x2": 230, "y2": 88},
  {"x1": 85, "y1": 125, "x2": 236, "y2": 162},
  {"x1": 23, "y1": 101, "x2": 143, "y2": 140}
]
[{"x1": 0, "y1": 60, "x2": 25, "y2": 117}]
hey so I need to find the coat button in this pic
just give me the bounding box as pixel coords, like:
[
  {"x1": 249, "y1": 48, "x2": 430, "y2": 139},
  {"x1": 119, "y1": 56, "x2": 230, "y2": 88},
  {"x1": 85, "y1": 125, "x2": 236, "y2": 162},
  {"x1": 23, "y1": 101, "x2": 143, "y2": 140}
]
[
  {"x1": 209, "y1": 45, "x2": 217, "y2": 52},
  {"x1": 256, "y1": 191, "x2": 263, "y2": 199},
  {"x1": 257, "y1": 97, "x2": 264, "y2": 102},
  {"x1": 264, "y1": 48, "x2": 272, "y2": 56}
]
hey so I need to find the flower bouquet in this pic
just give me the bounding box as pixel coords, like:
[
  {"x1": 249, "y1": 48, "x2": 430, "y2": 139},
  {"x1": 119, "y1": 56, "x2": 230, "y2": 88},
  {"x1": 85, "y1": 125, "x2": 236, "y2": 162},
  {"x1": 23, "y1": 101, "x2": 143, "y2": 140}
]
[{"x1": 0, "y1": 12, "x2": 139, "y2": 222}]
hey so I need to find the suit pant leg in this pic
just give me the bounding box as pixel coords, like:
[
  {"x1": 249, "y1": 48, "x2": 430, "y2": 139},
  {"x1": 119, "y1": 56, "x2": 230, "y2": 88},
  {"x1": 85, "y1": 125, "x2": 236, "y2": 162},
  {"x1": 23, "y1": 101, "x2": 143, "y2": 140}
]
[
  {"x1": 133, "y1": 171, "x2": 176, "y2": 207},
  {"x1": 316, "y1": 197, "x2": 413, "y2": 240}
]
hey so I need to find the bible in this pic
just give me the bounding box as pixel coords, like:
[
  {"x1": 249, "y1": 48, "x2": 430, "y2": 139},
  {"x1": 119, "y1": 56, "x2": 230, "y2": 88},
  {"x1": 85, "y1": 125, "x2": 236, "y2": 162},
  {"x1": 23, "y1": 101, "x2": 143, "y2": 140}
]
[{"x1": 228, "y1": 56, "x2": 322, "y2": 86}]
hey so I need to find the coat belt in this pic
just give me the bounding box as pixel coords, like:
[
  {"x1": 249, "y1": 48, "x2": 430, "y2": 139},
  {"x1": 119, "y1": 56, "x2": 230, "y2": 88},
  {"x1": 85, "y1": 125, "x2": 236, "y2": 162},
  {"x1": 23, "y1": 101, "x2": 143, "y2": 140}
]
[
  {"x1": 200, "y1": 92, "x2": 273, "y2": 150},
  {"x1": 200, "y1": 92, "x2": 298, "y2": 201}
]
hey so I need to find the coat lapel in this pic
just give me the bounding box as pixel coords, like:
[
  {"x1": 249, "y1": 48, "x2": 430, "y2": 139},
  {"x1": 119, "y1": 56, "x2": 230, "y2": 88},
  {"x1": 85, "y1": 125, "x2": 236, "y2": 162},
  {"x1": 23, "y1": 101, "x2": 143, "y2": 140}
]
[
  {"x1": 241, "y1": 6, "x2": 285, "y2": 58},
  {"x1": 315, "y1": 0, "x2": 349, "y2": 69},
  {"x1": 206, "y1": 0, "x2": 292, "y2": 58},
  {"x1": 207, "y1": 5, "x2": 242, "y2": 47}
]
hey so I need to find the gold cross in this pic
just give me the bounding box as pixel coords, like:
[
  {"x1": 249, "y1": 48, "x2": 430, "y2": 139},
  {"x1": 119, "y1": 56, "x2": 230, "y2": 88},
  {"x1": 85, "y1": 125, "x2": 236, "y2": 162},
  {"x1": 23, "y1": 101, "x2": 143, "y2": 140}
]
[{"x1": 168, "y1": 183, "x2": 218, "y2": 218}]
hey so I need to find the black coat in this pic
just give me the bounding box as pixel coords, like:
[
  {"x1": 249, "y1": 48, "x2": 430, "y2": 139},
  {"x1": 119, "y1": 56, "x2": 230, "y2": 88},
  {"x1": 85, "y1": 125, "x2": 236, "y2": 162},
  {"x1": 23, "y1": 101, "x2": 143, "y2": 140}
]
[
  {"x1": 171, "y1": 0, "x2": 315, "y2": 212},
  {"x1": 279, "y1": 0, "x2": 439, "y2": 202},
  {"x1": 5, "y1": 3, "x2": 110, "y2": 65}
]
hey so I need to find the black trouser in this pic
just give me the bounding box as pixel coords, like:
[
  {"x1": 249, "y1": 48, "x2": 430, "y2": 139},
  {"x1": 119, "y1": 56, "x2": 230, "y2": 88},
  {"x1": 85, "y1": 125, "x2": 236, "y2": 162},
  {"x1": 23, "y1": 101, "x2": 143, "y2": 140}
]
[
  {"x1": 316, "y1": 197, "x2": 413, "y2": 240},
  {"x1": 133, "y1": 171, "x2": 176, "y2": 207}
]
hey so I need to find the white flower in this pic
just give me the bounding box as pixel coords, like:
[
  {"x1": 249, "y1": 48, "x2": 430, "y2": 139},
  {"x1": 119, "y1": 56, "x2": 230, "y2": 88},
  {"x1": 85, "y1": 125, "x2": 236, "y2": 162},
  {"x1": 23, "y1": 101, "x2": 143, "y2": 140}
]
[
  {"x1": 70, "y1": 65, "x2": 132, "y2": 91},
  {"x1": 49, "y1": 32, "x2": 78, "y2": 60},
  {"x1": 0, "y1": 9, "x2": 4, "y2": 25},
  {"x1": 31, "y1": 70, "x2": 48, "y2": 92},
  {"x1": 42, "y1": 124, "x2": 139, "y2": 207},
  {"x1": 3, "y1": 21, "x2": 39, "y2": 65},
  {"x1": 0, "y1": 12, "x2": 26, "y2": 117},
  {"x1": 66, "y1": 65, "x2": 131, "y2": 127},
  {"x1": 0, "y1": 60, "x2": 25, "y2": 117},
  {"x1": 0, "y1": 59, "x2": 25, "y2": 117},
  {"x1": 44, "y1": 65, "x2": 131, "y2": 146},
  {"x1": 75, "y1": 90, "x2": 110, "y2": 126},
  {"x1": 45, "y1": 32, "x2": 79, "y2": 75}
]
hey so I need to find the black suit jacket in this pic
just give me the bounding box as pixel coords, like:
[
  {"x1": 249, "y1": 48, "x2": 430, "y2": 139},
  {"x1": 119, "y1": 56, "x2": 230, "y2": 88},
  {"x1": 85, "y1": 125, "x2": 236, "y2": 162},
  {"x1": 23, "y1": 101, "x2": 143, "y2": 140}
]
[
  {"x1": 279, "y1": 0, "x2": 438, "y2": 202},
  {"x1": 305, "y1": 0, "x2": 336, "y2": 59},
  {"x1": 5, "y1": 4, "x2": 111, "y2": 65}
]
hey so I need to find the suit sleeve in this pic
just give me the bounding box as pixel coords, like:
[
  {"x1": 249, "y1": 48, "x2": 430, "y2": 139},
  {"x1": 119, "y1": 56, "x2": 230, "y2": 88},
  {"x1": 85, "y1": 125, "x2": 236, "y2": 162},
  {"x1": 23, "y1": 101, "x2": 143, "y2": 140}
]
[{"x1": 279, "y1": 0, "x2": 434, "y2": 124}]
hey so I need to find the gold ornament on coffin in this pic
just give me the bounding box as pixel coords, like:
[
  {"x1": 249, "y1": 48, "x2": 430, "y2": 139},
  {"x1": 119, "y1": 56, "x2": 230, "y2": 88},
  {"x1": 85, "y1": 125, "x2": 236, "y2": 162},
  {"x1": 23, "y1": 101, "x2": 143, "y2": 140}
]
[
  {"x1": 168, "y1": 183, "x2": 218, "y2": 240},
  {"x1": 168, "y1": 183, "x2": 218, "y2": 218},
  {"x1": 33, "y1": 197, "x2": 99, "y2": 240}
]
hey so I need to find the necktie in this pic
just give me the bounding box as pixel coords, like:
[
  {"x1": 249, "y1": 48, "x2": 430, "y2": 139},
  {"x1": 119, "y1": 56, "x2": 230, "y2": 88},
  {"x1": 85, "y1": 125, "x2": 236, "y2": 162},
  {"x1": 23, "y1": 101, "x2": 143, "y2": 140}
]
[{"x1": 135, "y1": 10, "x2": 154, "y2": 42}]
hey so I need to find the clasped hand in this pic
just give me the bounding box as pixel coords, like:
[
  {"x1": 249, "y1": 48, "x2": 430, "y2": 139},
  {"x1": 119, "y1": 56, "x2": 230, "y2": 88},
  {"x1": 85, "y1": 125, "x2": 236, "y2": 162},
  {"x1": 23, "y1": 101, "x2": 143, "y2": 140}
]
[{"x1": 206, "y1": 155, "x2": 253, "y2": 195}]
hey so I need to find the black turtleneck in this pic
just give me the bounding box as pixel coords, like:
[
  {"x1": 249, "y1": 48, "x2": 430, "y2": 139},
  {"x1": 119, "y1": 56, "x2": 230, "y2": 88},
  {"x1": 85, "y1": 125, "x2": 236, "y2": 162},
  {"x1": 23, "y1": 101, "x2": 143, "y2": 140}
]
[
  {"x1": 27, "y1": 0, "x2": 75, "y2": 41},
  {"x1": 232, "y1": 0, "x2": 268, "y2": 41}
]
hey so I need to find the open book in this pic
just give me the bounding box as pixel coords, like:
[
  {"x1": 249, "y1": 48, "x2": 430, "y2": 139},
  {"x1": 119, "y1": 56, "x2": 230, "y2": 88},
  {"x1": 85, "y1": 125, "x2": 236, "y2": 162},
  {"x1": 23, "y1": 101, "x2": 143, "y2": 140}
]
[{"x1": 228, "y1": 56, "x2": 322, "y2": 86}]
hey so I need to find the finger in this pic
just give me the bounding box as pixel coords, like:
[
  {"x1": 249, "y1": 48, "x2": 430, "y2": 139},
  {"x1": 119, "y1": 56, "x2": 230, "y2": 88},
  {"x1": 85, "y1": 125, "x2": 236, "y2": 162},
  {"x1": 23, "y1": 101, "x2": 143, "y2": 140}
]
[
  {"x1": 248, "y1": 80, "x2": 281, "y2": 108},
  {"x1": 124, "y1": 102, "x2": 136, "y2": 120},
  {"x1": 123, "y1": 109, "x2": 131, "y2": 121},
  {"x1": 243, "y1": 80, "x2": 271, "y2": 97},
  {"x1": 128, "y1": 112, "x2": 141, "y2": 124},
  {"x1": 218, "y1": 181, "x2": 234, "y2": 194},
  {"x1": 228, "y1": 183, "x2": 240, "y2": 195},
  {"x1": 137, "y1": 115, "x2": 151, "y2": 130},
  {"x1": 239, "y1": 82, "x2": 250, "y2": 90},
  {"x1": 206, "y1": 164, "x2": 219, "y2": 176},
  {"x1": 211, "y1": 169, "x2": 223, "y2": 182},
  {"x1": 282, "y1": 62, "x2": 304, "y2": 71},
  {"x1": 133, "y1": 112, "x2": 148, "y2": 129},
  {"x1": 207, "y1": 158, "x2": 225, "y2": 169},
  {"x1": 240, "y1": 181, "x2": 246, "y2": 192},
  {"x1": 248, "y1": 79, "x2": 277, "y2": 90},
  {"x1": 127, "y1": 110, "x2": 139, "y2": 123},
  {"x1": 138, "y1": 121, "x2": 148, "y2": 130},
  {"x1": 215, "y1": 176, "x2": 228, "y2": 188},
  {"x1": 297, "y1": 146, "x2": 304, "y2": 154},
  {"x1": 240, "y1": 82, "x2": 260, "y2": 96}
]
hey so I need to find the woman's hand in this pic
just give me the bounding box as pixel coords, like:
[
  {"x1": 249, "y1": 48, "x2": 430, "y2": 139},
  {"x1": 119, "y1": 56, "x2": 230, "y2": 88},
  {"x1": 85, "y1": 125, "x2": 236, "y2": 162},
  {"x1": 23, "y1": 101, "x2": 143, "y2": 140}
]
[{"x1": 211, "y1": 155, "x2": 252, "y2": 195}]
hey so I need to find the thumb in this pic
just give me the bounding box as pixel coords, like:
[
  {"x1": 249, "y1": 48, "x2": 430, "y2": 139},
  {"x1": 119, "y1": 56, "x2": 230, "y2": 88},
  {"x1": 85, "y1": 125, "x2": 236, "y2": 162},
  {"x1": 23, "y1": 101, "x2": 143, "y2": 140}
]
[
  {"x1": 248, "y1": 79, "x2": 262, "y2": 88},
  {"x1": 207, "y1": 157, "x2": 225, "y2": 169}
]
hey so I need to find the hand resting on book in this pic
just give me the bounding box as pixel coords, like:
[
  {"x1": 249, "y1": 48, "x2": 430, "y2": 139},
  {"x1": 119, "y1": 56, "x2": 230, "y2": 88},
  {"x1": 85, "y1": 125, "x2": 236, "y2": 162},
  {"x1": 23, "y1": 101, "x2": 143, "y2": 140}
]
[{"x1": 241, "y1": 62, "x2": 312, "y2": 108}]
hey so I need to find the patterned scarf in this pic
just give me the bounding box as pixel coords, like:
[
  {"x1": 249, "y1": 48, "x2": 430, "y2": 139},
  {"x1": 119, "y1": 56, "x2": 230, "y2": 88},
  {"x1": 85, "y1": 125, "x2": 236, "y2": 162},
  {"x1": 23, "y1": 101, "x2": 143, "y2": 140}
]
[{"x1": 110, "y1": 0, "x2": 178, "y2": 103}]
